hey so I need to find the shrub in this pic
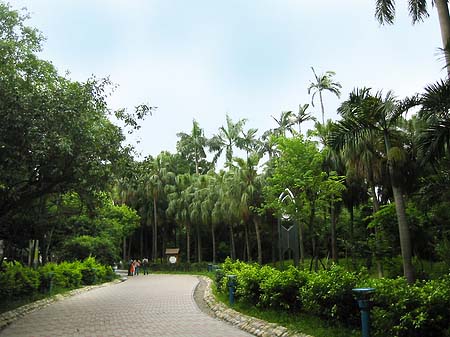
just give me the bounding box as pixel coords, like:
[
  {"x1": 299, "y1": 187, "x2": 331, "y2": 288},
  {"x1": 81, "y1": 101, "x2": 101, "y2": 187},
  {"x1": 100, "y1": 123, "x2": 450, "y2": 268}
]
[
  {"x1": 367, "y1": 276, "x2": 450, "y2": 337},
  {"x1": 0, "y1": 261, "x2": 40, "y2": 298},
  {"x1": 300, "y1": 265, "x2": 361, "y2": 324},
  {"x1": 259, "y1": 265, "x2": 308, "y2": 311},
  {"x1": 52, "y1": 261, "x2": 82, "y2": 288}
]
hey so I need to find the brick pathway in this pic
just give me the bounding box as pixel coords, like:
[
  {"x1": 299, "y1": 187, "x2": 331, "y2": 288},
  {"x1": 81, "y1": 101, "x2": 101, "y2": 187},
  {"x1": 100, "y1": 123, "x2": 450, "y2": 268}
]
[{"x1": 0, "y1": 274, "x2": 254, "y2": 337}]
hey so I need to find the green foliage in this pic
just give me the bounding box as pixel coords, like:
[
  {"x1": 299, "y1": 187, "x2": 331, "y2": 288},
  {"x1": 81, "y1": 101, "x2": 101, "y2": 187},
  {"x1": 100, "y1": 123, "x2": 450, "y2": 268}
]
[
  {"x1": 51, "y1": 261, "x2": 82, "y2": 288},
  {"x1": 366, "y1": 276, "x2": 450, "y2": 337},
  {"x1": 0, "y1": 257, "x2": 116, "y2": 305},
  {"x1": 61, "y1": 235, "x2": 118, "y2": 266},
  {"x1": 301, "y1": 265, "x2": 361, "y2": 324},
  {"x1": 217, "y1": 260, "x2": 450, "y2": 336},
  {"x1": 0, "y1": 261, "x2": 40, "y2": 298},
  {"x1": 259, "y1": 265, "x2": 308, "y2": 311}
]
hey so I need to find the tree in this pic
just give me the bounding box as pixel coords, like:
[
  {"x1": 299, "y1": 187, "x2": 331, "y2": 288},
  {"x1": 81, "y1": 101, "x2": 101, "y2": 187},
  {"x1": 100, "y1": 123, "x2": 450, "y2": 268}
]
[
  {"x1": 307, "y1": 67, "x2": 342, "y2": 124},
  {"x1": 293, "y1": 104, "x2": 315, "y2": 133},
  {"x1": 375, "y1": 0, "x2": 450, "y2": 77},
  {"x1": 208, "y1": 114, "x2": 247, "y2": 167},
  {"x1": 176, "y1": 120, "x2": 210, "y2": 174},
  {"x1": 143, "y1": 153, "x2": 175, "y2": 262},
  {"x1": 417, "y1": 79, "x2": 450, "y2": 162},
  {"x1": 330, "y1": 89, "x2": 416, "y2": 283},
  {"x1": 0, "y1": 4, "x2": 144, "y2": 256},
  {"x1": 229, "y1": 153, "x2": 264, "y2": 264},
  {"x1": 272, "y1": 111, "x2": 295, "y2": 137}
]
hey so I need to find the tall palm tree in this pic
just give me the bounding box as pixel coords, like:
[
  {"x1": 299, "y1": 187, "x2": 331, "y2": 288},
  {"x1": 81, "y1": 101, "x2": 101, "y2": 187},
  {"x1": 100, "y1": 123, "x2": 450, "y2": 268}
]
[
  {"x1": 229, "y1": 153, "x2": 264, "y2": 264},
  {"x1": 166, "y1": 173, "x2": 193, "y2": 263},
  {"x1": 240, "y1": 127, "x2": 259, "y2": 159},
  {"x1": 375, "y1": 0, "x2": 450, "y2": 77},
  {"x1": 145, "y1": 152, "x2": 175, "y2": 262},
  {"x1": 208, "y1": 114, "x2": 247, "y2": 167},
  {"x1": 176, "y1": 120, "x2": 208, "y2": 174},
  {"x1": 308, "y1": 67, "x2": 342, "y2": 124},
  {"x1": 330, "y1": 89, "x2": 416, "y2": 283}
]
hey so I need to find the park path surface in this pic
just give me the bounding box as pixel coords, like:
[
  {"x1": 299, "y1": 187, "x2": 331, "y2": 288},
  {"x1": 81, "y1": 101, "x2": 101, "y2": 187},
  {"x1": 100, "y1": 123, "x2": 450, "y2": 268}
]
[{"x1": 0, "y1": 274, "x2": 254, "y2": 337}]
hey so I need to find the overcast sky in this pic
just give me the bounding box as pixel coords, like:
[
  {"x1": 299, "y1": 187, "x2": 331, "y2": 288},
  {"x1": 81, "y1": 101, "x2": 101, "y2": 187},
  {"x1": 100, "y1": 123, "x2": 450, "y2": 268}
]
[{"x1": 12, "y1": 0, "x2": 446, "y2": 160}]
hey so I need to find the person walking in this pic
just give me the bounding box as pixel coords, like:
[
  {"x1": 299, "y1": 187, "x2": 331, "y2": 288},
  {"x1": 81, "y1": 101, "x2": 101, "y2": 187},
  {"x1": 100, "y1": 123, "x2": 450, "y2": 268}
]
[
  {"x1": 129, "y1": 259, "x2": 135, "y2": 276},
  {"x1": 134, "y1": 260, "x2": 141, "y2": 276},
  {"x1": 142, "y1": 258, "x2": 149, "y2": 275}
]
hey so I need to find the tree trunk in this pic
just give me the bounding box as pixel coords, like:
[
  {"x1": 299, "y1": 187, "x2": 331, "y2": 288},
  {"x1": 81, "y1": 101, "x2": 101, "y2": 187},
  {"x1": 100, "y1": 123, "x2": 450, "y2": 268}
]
[
  {"x1": 244, "y1": 224, "x2": 251, "y2": 262},
  {"x1": 43, "y1": 227, "x2": 54, "y2": 264},
  {"x1": 153, "y1": 198, "x2": 158, "y2": 262},
  {"x1": 211, "y1": 223, "x2": 216, "y2": 264},
  {"x1": 186, "y1": 224, "x2": 191, "y2": 264},
  {"x1": 330, "y1": 200, "x2": 338, "y2": 263},
  {"x1": 140, "y1": 226, "x2": 144, "y2": 258},
  {"x1": 299, "y1": 221, "x2": 305, "y2": 264},
  {"x1": 229, "y1": 224, "x2": 236, "y2": 260},
  {"x1": 436, "y1": 0, "x2": 450, "y2": 77},
  {"x1": 384, "y1": 132, "x2": 415, "y2": 283},
  {"x1": 253, "y1": 217, "x2": 263, "y2": 265},
  {"x1": 319, "y1": 91, "x2": 325, "y2": 124},
  {"x1": 196, "y1": 223, "x2": 202, "y2": 262},
  {"x1": 123, "y1": 236, "x2": 126, "y2": 261},
  {"x1": 127, "y1": 236, "x2": 132, "y2": 260},
  {"x1": 392, "y1": 185, "x2": 415, "y2": 283},
  {"x1": 272, "y1": 219, "x2": 276, "y2": 265},
  {"x1": 33, "y1": 239, "x2": 39, "y2": 269}
]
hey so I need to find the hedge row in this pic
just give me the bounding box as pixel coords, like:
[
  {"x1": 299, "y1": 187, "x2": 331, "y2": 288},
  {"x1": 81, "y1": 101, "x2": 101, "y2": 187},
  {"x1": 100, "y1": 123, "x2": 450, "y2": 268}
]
[
  {"x1": 216, "y1": 258, "x2": 450, "y2": 337},
  {"x1": 0, "y1": 257, "x2": 116, "y2": 300}
]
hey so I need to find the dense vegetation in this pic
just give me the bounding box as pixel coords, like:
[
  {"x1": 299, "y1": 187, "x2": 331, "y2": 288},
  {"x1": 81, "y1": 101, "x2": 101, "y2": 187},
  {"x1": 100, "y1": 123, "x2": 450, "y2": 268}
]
[
  {"x1": 1, "y1": 1, "x2": 450, "y2": 335},
  {"x1": 0, "y1": 256, "x2": 116, "y2": 313},
  {"x1": 216, "y1": 259, "x2": 450, "y2": 337}
]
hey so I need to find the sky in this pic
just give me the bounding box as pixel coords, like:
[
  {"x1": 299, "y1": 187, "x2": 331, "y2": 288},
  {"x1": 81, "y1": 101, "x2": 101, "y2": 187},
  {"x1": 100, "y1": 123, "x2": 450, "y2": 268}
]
[{"x1": 11, "y1": 0, "x2": 446, "y2": 161}]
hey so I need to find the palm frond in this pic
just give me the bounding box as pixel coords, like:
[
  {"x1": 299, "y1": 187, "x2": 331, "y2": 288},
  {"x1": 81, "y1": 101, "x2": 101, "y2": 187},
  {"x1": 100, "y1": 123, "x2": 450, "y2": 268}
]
[
  {"x1": 375, "y1": 0, "x2": 396, "y2": 24},
  {"x1": 420, "y1": 79, "x2": 450, "y2": 120},
  {"x1": 408, "y1": 0, "x2": 429, "y2": 24}
]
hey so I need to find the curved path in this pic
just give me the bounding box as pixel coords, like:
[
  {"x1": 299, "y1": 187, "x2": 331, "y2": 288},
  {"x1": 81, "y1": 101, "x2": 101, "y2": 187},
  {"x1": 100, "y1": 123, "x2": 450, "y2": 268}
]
[{"x1": 0, "y1": 275, "x2": 254, "y2": 337}]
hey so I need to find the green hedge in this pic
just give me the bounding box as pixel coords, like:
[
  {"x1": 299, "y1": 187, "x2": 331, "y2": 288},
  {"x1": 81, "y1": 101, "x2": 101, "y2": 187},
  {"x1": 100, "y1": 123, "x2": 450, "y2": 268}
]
[
  {"x1": 216, "y1": 258, "x2": 450, "y2": 337},
  {"x1": 0, "y1": 257, "x2": 117, "y2": 302}
]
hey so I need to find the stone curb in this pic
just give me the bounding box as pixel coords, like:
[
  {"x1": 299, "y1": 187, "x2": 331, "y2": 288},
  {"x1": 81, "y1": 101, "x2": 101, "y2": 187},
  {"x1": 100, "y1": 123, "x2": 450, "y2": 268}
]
[
  {"x1": 199, "y1": 276, "x2": 313, "y2": 337},
  {"x1": 0, "y1": 278, "x2": 123, "y2": 332}
]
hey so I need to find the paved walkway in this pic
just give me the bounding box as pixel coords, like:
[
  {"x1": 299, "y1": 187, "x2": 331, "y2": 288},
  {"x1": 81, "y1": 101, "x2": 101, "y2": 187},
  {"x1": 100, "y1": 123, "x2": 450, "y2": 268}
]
[{"x1": 0, "y1": 275, "x2": 254, "y2": 337}]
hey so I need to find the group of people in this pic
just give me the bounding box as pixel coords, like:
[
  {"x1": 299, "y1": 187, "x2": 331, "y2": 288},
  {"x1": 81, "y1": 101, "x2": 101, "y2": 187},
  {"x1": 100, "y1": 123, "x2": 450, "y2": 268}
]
[{"x1": 128, "y1": 258, "x2": 149, "y2": 276}]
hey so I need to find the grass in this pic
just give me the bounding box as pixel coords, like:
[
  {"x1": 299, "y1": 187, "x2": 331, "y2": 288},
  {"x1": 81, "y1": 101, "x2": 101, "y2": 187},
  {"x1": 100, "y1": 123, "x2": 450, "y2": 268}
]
[{"x1": 214, "y1": 288, "x2": 360, "y2": 337}]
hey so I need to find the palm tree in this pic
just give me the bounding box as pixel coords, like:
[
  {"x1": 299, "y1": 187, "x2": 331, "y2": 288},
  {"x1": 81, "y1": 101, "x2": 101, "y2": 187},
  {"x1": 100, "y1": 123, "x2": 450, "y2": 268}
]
[
  {"x1": 330, "y1": 89, "x2": 416, "y2": 283},
  {"x1": 229, "y1": 153, "x2": 264, "y2": 264},
  {"x1": 293, "y1": 103, "x2": 315, "y2": 133},
  {"x1": 240, "y1": 127, "x2": 259, "y2": 159},
  {"x1": 308, "y1": 67, "x2": 342, "y2": 124},
  {"x1": 335, "y1": 88, "x2": 388, "y2": 275},
  {"x1": 272, "y1": 110, "x2": 295, "y2": 137},
  {"x1": 417, "y1": 79, "x2": 450, "y2": 161},
  {"x1": 176, "y1": 120, "x2": 208, "y2": 174},
  {"x1": 145, "y1": 152, "x2": 175, "y2": 262},
  {"x1": 208, "y1": 114, "x2": 247, "y2": 167},
  {"x1": 375, "y1": 0, "x2": 450, "y2": 77},
  {"x1": 166, "y1": 173, "x2": 193, "y2": 263}
]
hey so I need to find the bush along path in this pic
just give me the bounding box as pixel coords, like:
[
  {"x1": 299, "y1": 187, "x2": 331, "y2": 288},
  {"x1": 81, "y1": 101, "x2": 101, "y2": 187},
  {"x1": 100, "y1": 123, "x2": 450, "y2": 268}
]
[
  {"x1": 197, "y1": 276, "x2": 312, "y2": 337},
  {"x1": 215, "y1": 258, "x2": 450, "y2": 337}
]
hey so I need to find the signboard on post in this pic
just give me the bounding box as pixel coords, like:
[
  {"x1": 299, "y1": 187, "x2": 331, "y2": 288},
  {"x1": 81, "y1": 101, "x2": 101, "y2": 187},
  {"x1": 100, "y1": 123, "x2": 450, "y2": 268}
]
[{"x1": 165, "y1": 248, "x2": 180, "y2": 264}]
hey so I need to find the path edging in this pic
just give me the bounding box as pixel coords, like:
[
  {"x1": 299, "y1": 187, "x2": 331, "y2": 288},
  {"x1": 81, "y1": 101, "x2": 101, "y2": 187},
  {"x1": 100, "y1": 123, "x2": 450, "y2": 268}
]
[{"x1": 199, "y1": 276, "x2": 313, "y2": 337}]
